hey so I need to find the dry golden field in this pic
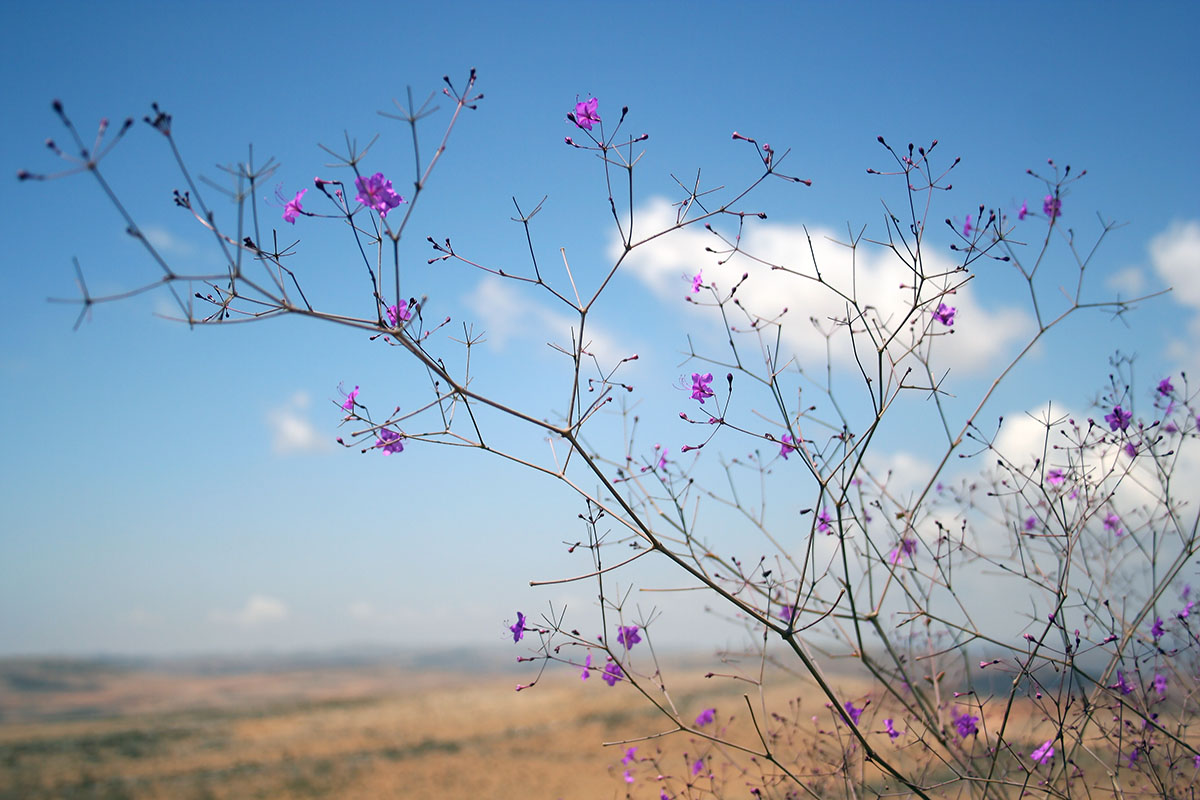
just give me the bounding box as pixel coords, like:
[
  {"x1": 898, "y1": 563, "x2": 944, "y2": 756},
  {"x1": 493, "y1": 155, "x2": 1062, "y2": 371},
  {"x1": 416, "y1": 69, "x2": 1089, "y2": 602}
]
[
  {"x1": 3, "y1": 654, "x2": 1186, "y2": 799},
  {"x1": 0, "y1": 653, "x2": 771, "y2": 799}
]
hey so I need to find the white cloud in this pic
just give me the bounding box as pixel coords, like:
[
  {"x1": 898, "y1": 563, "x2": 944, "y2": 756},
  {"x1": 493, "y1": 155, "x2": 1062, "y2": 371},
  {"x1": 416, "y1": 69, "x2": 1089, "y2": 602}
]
[
  {"x1": 463, "y1": 275, "x2": 632, "y2": 366},
  {"x1": 1146, "y1": 219, "x2": 1200, "y2": 374},
  {"x1": 266, "y1": 391, "x2": 331, "y2": 454},
  {"x1": 616, "y1": 198, "x2": 1033, "y2": 377},
  {"x1": 1106, "y1": 266, "x2": 1146, "y2": 295},
  {"x1": 211, "y1": 594, "x2": 289, "y2": 627},
  {"x1": 1151, "y1": 220, "x2": 1200, "y2": 309},
  {"x1": 348, "y1": 601, "x2": 375, "y2": 620},
  {"x1": 141, "y1": 225, "x2": 195, "y2": 256}
]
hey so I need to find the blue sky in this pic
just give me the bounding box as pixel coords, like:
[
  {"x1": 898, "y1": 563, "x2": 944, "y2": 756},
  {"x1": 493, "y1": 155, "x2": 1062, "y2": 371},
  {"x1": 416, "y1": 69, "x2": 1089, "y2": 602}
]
[{"x1": 2, "y1": 1, "x2": 1198, "y2": 656}]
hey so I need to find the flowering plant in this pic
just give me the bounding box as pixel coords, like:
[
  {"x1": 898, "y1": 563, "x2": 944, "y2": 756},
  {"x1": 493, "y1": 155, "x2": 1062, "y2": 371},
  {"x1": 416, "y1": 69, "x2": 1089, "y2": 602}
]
[{"x1": 21, "y1": 72, "x2": 1198, "y2": 798}]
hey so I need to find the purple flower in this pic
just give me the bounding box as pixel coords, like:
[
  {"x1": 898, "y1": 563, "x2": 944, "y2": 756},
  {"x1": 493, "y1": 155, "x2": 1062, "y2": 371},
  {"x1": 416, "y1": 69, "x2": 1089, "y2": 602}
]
[
  {"x1": 844, "y1": 700, "x2": 864, "y2": 724},
  {"x1": 1105, "y1": 406, "x2": 1132, "y2": 432},
  {"x1": 581, "y1": 652, "x2": 592, "y2": 680},
  {"x1": 374, "y1": 428, "x2": 404, "y2": 455},
  {"x1": 509, "y1": 611, "x2": 526, "y2": 643},
  {"x1": 1046, "y1": 468, "x2": 1065, "y2": 486},
  {"x1": 1179, "y1": 600, "x2": 1194, "y2": 620},
  {"x1": 963, "y1": 214, "x2": 973, "y2": 237},
  {"x1": 691, "y1": 758, "x2": 704, "y2": 776},
  {"x1": 1030, "y1": 739, "x2": 1054, "y2": 765},
  {"x1": 1123, "y1": 441, "x2": 1138, "y2": 458},
  {"x1": 623, "y1": 769, "x2": 634, "y2": 784},
  {"x1": 387, "y1": 300, "x2": 412, "y2": 327},
  {"x1": 1018, "y1": 201, "x2": 1028, "y2": 221},
  {"x1": 622, "y1": 746, "x2": 637, "y2": 765},
  {"x1": 1158, "y1": 377, "x2": 1175, "y2": 397},
  {"x1": 341, "y1": 385, "x2": 360, "y2": 412},
  {"x1": 1113, "y1": 670, "x2": 1134, "y2": 695},
  {"x1": 933, "y1": 303, "x2": 956, "y2": 326},
  {"x1": 691, "y1": 270, "x2": 703, "y2": 294},
  {"x1": 1043, "y1": 194, "x2": 1062, "y2": 221},
  {"x1": 884, "y1": 718, "x2": 903, "y2": 739},
  {"x1": 817, "y1": 507, "x2": 833, "y2": 535},
  {"x1": 572, "y1": 96, "x2": 601, "y2": 130},
  {"x1": 283, "y1": 188, "x2": 306, "y2": 224},
  {"x1": 1152, "y1": 673, "x2": 1167, "y2": 696},
  {"x1": 1024, "y1": 516, "x2": 1037, "y2": 531},
  {"x1": 691, "y1": 372, "x2": 715, "y2": 403},
  {"x1": 695, "y1": 708, "x2": 716, "y2": 727},
  {"x1": 1151, "y1": 616, "x2": 1164, "y2": 640},
  {"x1": 601, "y1": 660, "x2": 623, "y2": 686},
  {"x1": 1104, "y1": 512, "x2": 1123, "y2": 537},
  {"x1": 779, "y1": 433, "x2": 798, "y2": 460},
  {"x1": 953, "y1": 710, "x2": 979, "y2": 738},
  {"x1": 1126, "y1": 746, "x2": 1139, "y2": 767},
  {"x1": 354, "y1": 172, "x2": 405, "y2": 218},
  {"x1": 889, "y1": 537, "x2": 917, "y2": 564},
  {"x1": 617, "y1": 624, "x2": 641, "y2": 649}
]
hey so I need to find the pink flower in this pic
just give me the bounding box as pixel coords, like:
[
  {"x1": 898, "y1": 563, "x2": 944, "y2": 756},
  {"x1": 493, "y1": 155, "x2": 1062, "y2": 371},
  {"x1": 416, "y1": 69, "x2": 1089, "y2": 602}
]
[
  {"x1": 341, "y1": 385, "x2": 359, "y2": 412},
  {"x1": 889, "y1": 537, "x2": 916, "y2": 564},
  {"x1": 779, "y1": 433, "x2": 799, "y2": 460},
  {"x1": 1030, "y1": 740, "x2": 1054, "y2": 765},
  {"x1": 695, "y1": 708, "x2": 716, "y2": 727},
  {"x1": 572, "y1": 96, "x2": 601, "y2": 130},
  {"x1": 691, "y1": 372, "x2": 715, "y2": 403},
  {"x1": 1105, "y1": 406, "x2": 1132, "y2": 432},
  {"x1": 1043, "y1": 194, "x2": 1062, "y2": 221},
  {"x1": 1104, "y1": 512, "x2": 1123, "y2": 537},
  {"x1": 1046, "y1": 468, "x2": 1065, "y2": 486},
  {"x1": 622, "y1": 746, "x2": 637, "y2": 765},
  {"x1": 817, "y1": 507, "x2": 833, "y2": 535},
  {"x1": 1018, "y1": 201, "x2": 1028, "y2": 220},
  {"x1": 354, "y1": 172, "x2": 405, "y2": 218},
  {"x1": 387, "y1": 300, "x2": 412, "y2": 327},
  {"x1": 283, "y1": 188, "x2": 306, "y2": 224},
  {"x1": 963, "y1": 214, "x2": 973, "y2": 236},
  {"x1": 374, "y1": 428, "x2": 404, "y2": 455},
  {"x1": 933, "y1": 303, "x2": 956, "y2": 326},
  {"x1": 691, "y1": 269, "x2": 703, "y2": 293}
]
